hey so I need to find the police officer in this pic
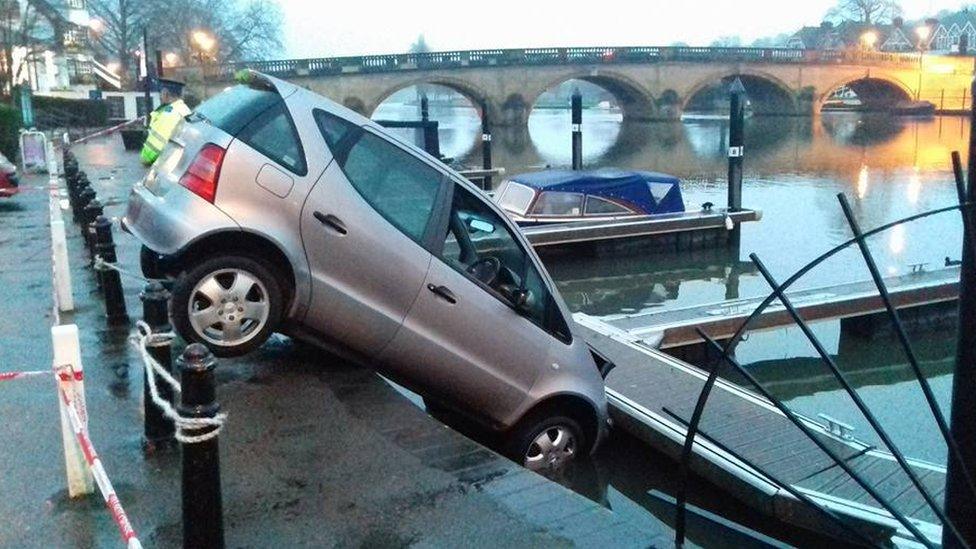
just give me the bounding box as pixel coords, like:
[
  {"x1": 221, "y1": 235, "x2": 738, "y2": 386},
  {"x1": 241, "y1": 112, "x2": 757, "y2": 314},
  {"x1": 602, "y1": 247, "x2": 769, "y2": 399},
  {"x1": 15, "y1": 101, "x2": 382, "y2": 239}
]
[{"x1": 140, "y1": 78, "x2": 192, "y2": 165}]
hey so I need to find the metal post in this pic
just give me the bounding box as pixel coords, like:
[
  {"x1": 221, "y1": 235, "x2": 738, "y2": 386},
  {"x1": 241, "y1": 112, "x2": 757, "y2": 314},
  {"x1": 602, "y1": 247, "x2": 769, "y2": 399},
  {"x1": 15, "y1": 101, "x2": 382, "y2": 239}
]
[
  {"x1": 179, "y1": 343, "x2": 224, "y2": 549},
  {"x1": 420, "y1": 93, "x2": 429, "y2": 122},
  {"x1": 727, "y1": 77, "x2": 746, "y2": 248},
  {"x1": 481, "y1": 99, "x2": 493, "y2": 191},
  {"x1": 571, "y1": 88, "x2": 583, "y2": 170},
  {"x1": 141, "y1": 282, "x2": 175, "y2": 451},
  {"x1": 74, "y1": 185, "x2": 94, "y2": 222},
  {"x1": 155, "y1": 49, "x2": 164, "y2": 79},
  {"x1": 142, "y1": 28, "x2": 152, "y2": 128},
  {"x1": 944, "y1": 73, "x2": 976, "y2": 549},
  {"x1": 94, "y1": 216, "x2": 128, "y2": 324}
]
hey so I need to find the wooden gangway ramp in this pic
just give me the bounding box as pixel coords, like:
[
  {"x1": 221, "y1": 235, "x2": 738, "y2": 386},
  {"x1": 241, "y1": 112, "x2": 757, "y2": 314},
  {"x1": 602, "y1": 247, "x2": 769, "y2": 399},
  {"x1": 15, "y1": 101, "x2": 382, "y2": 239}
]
[
  {"x1": 597, "y1": 266, "x2": 960, "y2": 350},
  {"x1": 577, "y1": 315, "x2": 947, "y2": 546}
]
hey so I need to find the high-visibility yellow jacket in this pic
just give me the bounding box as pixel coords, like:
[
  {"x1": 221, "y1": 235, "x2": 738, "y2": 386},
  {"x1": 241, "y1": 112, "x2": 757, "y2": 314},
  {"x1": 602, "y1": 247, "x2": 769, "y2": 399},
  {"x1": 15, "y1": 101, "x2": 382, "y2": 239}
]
[{"x1": 140, "y1": 99, "x2": 192, "y2": 165}]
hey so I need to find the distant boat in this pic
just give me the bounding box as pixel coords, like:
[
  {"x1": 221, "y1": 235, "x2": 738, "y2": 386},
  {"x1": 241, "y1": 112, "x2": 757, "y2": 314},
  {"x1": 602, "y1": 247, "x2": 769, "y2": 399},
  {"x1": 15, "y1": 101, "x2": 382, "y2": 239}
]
[{"x1": 891, "y1": 100, "x2": 936, "y2": 116}]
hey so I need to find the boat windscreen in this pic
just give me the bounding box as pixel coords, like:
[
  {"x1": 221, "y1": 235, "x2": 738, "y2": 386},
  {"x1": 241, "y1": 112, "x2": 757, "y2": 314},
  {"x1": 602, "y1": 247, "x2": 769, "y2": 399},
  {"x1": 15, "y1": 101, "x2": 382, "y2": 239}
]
[{"x1": 498, "y1": 181, "x2": 536, "y2": 215}]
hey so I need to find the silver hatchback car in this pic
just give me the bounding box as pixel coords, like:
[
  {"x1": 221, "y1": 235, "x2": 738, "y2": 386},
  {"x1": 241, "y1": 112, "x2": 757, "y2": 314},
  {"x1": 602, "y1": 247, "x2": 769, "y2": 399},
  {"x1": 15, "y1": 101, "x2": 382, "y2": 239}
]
[{"x1": 123, "y1": 71, "x2": 610, "y2": 472}]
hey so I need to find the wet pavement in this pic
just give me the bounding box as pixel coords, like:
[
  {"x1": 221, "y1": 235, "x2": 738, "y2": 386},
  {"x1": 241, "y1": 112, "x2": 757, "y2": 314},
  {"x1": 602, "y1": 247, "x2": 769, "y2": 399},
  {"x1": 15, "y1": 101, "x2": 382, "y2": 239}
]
[{"x1": 0, "y1": 135, "x2": 670, "y2": 548}]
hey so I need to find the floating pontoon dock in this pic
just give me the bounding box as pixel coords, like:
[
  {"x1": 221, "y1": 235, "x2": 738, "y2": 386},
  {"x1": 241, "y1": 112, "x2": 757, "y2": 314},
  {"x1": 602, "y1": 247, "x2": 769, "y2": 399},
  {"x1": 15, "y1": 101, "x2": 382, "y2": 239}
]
[
  {"x1": 598, "y1": 266, "x2": 960, "y2": 352},
  {"x1": 522, "y1": 208, "x2": 761, "y2": 251},
  {"x1": 577, "y1": 316, "x2": 947, "y2": 546},
  {"x1": 576, "y1": 267, "x2": 963, "y2": 545}
]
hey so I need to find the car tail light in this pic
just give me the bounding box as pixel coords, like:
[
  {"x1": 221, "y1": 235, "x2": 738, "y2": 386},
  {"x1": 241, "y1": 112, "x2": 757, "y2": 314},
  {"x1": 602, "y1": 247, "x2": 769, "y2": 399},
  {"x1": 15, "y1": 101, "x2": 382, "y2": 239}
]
[{"x1": 179, "y1": 144, "x2": 225, "y2": 203}]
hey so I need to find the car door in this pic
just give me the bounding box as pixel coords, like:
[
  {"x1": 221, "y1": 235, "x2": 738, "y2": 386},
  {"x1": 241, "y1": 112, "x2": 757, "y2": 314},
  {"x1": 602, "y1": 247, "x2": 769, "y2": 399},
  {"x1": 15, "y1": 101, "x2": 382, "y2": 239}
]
[
  {"x1": 300, "y1": 110, "x2": 448, "y2": 356},
  {"x1": 378, "y1": 181, "x2": 564, "y2": 422}
]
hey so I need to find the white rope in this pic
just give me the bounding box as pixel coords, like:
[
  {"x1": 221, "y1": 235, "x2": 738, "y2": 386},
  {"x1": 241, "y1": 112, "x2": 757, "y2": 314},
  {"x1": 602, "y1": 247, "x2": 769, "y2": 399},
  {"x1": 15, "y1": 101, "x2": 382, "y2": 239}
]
[
  {"x1": 130, "y1": 321, "x2": 226, "y2": 444},
  {"x1": 93, "y1": 255, "x2": 156, "y2": 283}
]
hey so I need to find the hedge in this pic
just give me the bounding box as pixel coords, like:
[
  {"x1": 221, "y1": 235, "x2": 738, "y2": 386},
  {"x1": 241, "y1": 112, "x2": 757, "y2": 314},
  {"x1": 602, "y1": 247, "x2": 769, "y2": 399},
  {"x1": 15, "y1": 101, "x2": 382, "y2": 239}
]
[
  {"x1": 32, "y1": 96, "x2": 108, "y2": 129},
  {"x1": 0, "y1": 103, "x2": 20, "y2": 161}
]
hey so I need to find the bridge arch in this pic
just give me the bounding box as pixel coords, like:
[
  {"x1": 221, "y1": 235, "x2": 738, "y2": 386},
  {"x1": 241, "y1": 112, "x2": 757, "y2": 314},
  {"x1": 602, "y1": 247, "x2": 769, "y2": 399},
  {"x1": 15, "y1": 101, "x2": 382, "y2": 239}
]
[
  {"x1": 366, "y1": 75, "x2": 489, "y2": 119},
  {"x1": 527, "y1": 70, "x2": 658, "y2": 123},
  {"x1": 818, "y1": 73, "x2": 914, "y2": 112},
  {"x1": 682, "y1": 70, "x2": 798, "y2": 115}
]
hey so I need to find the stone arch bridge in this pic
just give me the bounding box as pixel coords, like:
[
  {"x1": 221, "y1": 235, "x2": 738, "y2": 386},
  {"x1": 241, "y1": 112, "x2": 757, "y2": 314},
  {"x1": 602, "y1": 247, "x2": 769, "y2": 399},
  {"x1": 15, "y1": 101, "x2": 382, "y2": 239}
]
[{"x1": 181, "y1": 47, "x2": 975, "y2": 126}]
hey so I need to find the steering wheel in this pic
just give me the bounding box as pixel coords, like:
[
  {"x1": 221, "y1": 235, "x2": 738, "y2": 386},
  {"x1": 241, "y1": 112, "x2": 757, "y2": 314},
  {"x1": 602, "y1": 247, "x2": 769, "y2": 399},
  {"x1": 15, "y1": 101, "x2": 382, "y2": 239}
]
[{"x1": 466, "y1": 256, "x2": 502, "y2": 286}]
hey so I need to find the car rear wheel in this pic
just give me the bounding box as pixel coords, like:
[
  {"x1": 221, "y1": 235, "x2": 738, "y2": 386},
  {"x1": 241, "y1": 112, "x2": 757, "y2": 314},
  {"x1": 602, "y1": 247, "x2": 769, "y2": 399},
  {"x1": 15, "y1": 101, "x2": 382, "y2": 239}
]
[
  {"x1": 506, "y1": 414, "x2": 585, "y2": 475},
  {"x1": 171, "y1": 255, "x2": 283, "y2": 357}
]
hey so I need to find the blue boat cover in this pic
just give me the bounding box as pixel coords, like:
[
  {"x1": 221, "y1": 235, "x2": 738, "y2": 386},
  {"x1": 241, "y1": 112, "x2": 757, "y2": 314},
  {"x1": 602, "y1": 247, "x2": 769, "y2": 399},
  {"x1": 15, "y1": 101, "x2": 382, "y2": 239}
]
[{"x1": 510, "y1": 168, "x2": 684, "y2": 215}]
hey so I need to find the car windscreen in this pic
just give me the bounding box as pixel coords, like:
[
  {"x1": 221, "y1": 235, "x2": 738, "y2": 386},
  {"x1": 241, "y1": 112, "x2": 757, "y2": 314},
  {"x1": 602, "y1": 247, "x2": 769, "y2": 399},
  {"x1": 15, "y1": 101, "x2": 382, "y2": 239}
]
[
  {"x1": 497, "y1": 182, "x2": 536, "y2": 215},
  {"x1": 193, "y1": 85, "x2": 281, "y2": 136}
]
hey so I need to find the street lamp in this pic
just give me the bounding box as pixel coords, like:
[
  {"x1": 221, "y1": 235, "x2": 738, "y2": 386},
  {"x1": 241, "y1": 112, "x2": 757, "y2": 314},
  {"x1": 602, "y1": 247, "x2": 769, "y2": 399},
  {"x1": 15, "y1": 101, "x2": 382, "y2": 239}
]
[
  {"x1": 164, "y1": 52, "x2": 179, "y2": 67},
  {"x1": 861, "y1": 31, "x2": 878, "y2": 50},
  {"x1": 87, "y1": 18, "x2": 104, "y2": 33},
  {"x1": 192, "y1": 30, "x2": 216, "y2": 56},
  {"x1": 916, "y1": 25, "x2": 931, "y2": 51}
]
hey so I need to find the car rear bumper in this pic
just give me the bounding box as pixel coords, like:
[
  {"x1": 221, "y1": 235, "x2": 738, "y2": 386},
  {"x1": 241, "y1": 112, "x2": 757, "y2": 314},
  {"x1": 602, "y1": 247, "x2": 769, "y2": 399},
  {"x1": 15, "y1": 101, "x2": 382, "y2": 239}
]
[{"x1": 123, "y1": 182, "x2": 239, "y2": 256}]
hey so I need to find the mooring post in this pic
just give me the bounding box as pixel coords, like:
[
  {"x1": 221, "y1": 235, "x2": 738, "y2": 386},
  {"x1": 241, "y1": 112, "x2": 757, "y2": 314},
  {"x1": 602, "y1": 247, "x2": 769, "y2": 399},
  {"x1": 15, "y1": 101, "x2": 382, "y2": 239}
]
[
  {"x1": 481, "y1": 99, "x2": 493, "y2": 191},
  {"x1": 727, "y1": 77, "x2": 746, "y2": 247},
  {"x1": 420, "y1": 93, "x2": 429, "y2": 122},
  {"x1": 571, "y1": 88, "x2": 583, "y2": 170},
  {"x1": 944, "y1": 72, "x2": 976, "y2": 549},
  {"x1": 94, "y1": 216, "x2": 128, "y2": 324},
  {"x1": 141, "y1": 282, "x2": 175, "y2": 451},
  {"x1": 178, "y1": 343, "x2": 224, "y2": 549}
]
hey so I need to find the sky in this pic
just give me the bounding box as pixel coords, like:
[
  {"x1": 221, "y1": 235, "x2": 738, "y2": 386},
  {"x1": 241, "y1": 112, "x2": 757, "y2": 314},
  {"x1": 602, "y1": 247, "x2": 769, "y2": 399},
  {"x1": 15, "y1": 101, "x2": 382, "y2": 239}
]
[{"x1": 280, "y1": 0, "x2": 968, "y2": 59}]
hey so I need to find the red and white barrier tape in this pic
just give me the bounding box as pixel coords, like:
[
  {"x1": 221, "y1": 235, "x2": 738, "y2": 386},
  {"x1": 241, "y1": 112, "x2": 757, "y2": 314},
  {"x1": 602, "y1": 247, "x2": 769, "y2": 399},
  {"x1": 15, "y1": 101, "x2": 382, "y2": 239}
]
[
  {"x1": 57, "y1": 373, "x2": 142, "y2": 549},
  {"x1": 71, "y1": 118, "x2": 147, "y2": 146},
  {"x1": 0, "y1": 370, "x2": 51, "y2": 382}
]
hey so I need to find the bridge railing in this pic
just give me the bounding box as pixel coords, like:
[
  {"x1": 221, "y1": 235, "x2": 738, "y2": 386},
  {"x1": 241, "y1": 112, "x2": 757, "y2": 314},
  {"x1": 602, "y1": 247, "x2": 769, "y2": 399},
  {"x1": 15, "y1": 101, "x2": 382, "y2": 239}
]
[{"x1": 203, "y1": 46, "x2": 925, "y2": 81}]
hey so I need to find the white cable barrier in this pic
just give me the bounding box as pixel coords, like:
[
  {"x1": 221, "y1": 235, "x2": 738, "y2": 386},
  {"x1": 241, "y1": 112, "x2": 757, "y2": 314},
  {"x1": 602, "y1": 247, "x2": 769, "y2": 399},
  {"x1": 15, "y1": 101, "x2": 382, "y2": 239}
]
[{"x1": 132, "y1": 321, "x2": 227, "y2": 443}]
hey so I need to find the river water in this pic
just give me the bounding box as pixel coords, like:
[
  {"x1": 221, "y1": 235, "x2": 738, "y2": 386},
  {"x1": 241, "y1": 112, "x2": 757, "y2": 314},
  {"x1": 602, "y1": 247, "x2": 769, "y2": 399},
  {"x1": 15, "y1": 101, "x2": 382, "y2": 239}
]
[{"x1": 375, "y1": 99, "x2": 965, "y2": 541}]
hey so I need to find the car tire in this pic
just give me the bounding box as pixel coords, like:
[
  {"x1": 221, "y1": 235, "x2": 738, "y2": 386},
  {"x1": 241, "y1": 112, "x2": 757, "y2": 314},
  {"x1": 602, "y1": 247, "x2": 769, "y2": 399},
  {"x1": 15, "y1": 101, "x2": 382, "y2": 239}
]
[
  {"x1": 171, "y1": 255, "x2": 284, "y2": 357},
  {"x1": 505, "y1": 412, "x2": 586, "y2": 475}
]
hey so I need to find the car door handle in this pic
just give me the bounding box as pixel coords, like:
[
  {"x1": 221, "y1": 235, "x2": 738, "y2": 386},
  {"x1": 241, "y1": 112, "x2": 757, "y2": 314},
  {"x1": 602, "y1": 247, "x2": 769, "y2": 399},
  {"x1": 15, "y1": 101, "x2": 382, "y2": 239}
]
[
  {"x1": 427, "y1": 284, "x2": 457, "y2": 304},
  {"x1": 313, "y1": 211, "x2": 347, "y2": 235}
]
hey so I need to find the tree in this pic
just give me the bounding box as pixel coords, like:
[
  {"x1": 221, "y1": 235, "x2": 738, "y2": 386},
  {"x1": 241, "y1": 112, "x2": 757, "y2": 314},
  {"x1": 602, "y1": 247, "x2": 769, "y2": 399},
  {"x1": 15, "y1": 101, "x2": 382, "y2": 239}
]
[
  {"x1": 150, "y1": 0, "x2": 283, "y2": 62},
  {"x1": 710, "y1": 36, "x2": 743, "y2": 47},
  {"x1": 87, "y1": 0, "x2": 151, "y2": 85},
  {"x1": 827, "y1": 0, "x2": 902, "y2": 24},
  {"x1": 0, "y1": 0, "x2": 47, "y2": 98},
  {"x1": 409, "y1": 34, "x2": 430, "y2": 54},
  {"x1": 751, "y1": 33, "x2": 792, "y2": 47}
]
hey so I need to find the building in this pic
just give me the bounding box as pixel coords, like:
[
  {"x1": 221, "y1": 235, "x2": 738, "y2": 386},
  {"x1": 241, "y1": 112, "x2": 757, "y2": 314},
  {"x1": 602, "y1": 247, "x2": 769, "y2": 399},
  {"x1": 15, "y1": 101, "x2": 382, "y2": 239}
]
[
  {"x1": 787, "y1": 20, "x2": 918, "y2": 52},
  {"x1": 12, "y1": 0, "x2": 120, "y2": 93},
  {"x1": 922, "y1": 10, "x2": 976, "y2": 54}
]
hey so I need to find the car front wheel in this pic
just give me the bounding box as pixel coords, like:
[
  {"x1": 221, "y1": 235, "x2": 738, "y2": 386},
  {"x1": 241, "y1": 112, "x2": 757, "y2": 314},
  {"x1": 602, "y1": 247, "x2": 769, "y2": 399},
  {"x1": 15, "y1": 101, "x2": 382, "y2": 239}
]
[
  {"x1": 506, "y1": 414, "x2": 585, "y2": 475},
  {"x1": 171, "y1": 255, "x2": 284, "y2": 357}
]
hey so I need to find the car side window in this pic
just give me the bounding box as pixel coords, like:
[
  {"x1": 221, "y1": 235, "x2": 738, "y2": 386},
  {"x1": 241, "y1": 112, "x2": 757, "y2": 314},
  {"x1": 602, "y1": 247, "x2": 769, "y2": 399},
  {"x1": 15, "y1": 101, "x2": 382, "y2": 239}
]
[
  {"x1": 315, "y1": 111, "x2": 443, "y2": 245},
  {"x1": 441, "y1": 184, "x2": 566, "y2": 338},
  {"x1": 237, "y1": 101, "x2": 307, "y2": 175}
]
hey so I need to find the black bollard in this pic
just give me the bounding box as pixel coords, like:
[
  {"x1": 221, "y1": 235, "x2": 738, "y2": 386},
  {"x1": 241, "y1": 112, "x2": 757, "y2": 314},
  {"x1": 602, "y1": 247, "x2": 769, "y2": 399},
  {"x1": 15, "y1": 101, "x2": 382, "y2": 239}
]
[
  {"x1": 94, "y1": 216, "x2": 128, "y2": 324},
  {"x1": 481, "y1": 99, "x2": 493, "y2": 191},
  {"x1": 74, "y1": 186, "x2": 94, "y2": 221},
  {"x1": 727, "y1": 77, "x2": 746, "y2": 247},
  {"x1": 141, "y1": 282, "x2": 175, "y2": 451},
  {"x1": 178, "y1": 343, "x2": 224, "y2": 549},
  {"x1": 83, "y1": 198, "x2": 103, "y2": 257},
  {"x1": 571, "y1": 88, "x2": 583, "y2": 170}
]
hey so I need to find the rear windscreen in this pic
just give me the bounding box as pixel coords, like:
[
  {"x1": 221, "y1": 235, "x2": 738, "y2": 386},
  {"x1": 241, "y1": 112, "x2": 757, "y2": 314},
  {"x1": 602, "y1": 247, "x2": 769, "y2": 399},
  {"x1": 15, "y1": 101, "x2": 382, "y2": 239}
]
[{"x1": 193, "y1": 85, "x2": 281, "y2": 136}]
